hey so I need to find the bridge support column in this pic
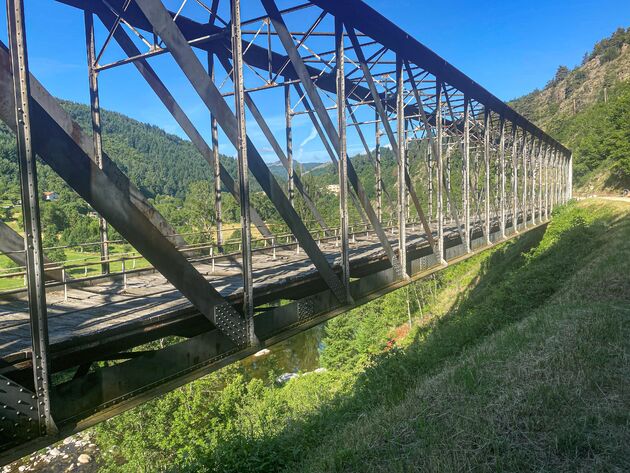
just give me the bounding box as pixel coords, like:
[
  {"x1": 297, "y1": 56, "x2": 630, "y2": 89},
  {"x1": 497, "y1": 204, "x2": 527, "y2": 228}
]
[
  {"x1": 463, "y1": 96, "x2": 471, "y2": 253},
  {"x1": 84, "y1": 11, "x2": 110, "y2": 275},
  {"x1": 285, "y1": 84, "x2": 294, "y2": 207},
  {"x1": 6, "y1": 0, "x2": 55, "y2": 435},
  {"x1": 375, "y1": 111, "x2": 382, "y2": 221},
  {"x1": 556, "y1": 148, "x2": 564, "y2": 205},
  {"x1": 499, "y1": 117, "x2": 506, "y2": 239},
  {"x1": 568, "y1": 153, "x2": 573, "y2": 200},
  {"x1": 209, "y1": 53, "x2": 223, "y2": 247},
  {"x1": 396, "y1": 55, "x2": 408, "y2": 276},
  {"x1": 230, "y1": 0, "x2": 255, "y2": 341},
  {"x1": 335, "y1": 18, "x2": 350, "y2": 296},
  {"x1": 511, "y1": 126, "x2": 519, "y2": 234},
  {"x1": 537, "y1": 140, "x2": 543, "y2": 222},
  {"x1": 521, "y1": 133, "x2": 530, "y2": 229},
  {"x1": 484, "y1": 109, "x2": 491, "y2": 245},
  {"x1": 427, "y1": 143, "x2": 433, "y2": 221},
  {"x1": 436, "y1": 81, "x2": 446, "y2": 264},
  {"x1": 552, "y1": 150, "x2": 557, "y2": 210},
  {"x1": 544, "y1": 144, "x2": 549, "y2": 220}
]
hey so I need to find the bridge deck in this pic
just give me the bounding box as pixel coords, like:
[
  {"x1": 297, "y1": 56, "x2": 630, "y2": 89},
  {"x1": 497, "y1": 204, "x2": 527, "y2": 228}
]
[{"x1": 0, "y1": 224, "x2": 451, "y2": 371}]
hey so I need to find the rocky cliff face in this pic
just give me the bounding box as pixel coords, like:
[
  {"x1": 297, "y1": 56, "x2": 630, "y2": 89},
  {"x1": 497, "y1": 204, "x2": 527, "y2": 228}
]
[{"x1": 510, "y1": 29, "x2": 630, "y2": 134}]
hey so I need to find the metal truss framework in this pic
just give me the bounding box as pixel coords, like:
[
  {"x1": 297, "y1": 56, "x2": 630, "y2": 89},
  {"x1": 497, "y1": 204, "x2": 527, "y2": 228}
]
[{"x1": 0, "y1": 0, "x2": 571, "y2": 462}]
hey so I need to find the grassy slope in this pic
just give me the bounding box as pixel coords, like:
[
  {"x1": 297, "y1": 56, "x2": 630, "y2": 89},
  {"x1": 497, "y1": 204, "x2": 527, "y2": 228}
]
[
  {"x1": 294, "y1": 199, "x2": 630, "y2": 473},
  {"x1": 92, "y1": 199, "x2": 629, "y2": 473}
]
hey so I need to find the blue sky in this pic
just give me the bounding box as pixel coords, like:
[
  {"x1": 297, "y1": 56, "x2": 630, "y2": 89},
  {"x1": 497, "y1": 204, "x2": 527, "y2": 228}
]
[{"x1": 0, "y1": 0, "x2": 629, "y2": 162}]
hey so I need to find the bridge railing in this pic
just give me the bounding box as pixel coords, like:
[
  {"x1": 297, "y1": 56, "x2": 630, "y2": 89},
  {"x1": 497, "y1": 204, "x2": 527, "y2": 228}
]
[{"x1": 0, "y1": 219, "x2": 415, "y2": 295}]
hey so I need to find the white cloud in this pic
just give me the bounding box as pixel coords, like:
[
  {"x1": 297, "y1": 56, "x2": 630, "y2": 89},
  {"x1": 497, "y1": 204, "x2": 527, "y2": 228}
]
[{"x1": 298, "y1": 126, "x2": 319, "y2": 161}]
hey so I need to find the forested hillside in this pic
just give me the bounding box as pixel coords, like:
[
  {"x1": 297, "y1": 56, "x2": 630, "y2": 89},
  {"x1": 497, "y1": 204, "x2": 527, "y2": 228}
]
[
  {"x1": 0, "y1": 100, "x2": 357, "y2": 253},
  {"x1": 510, "y1": 27, "x2": 630, "y2": 191},
  {"x1": 0, "y1": 97, "x2": 403, "y2": 255}
]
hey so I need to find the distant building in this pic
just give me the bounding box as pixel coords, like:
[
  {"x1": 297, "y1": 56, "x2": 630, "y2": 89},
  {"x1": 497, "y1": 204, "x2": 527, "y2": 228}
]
[
  {"x1": 326, "y1": 184, "x2": 340, "y2": 195},
  {"x1": 43, "y1": 191, "x2": 59, "y2": 202}
]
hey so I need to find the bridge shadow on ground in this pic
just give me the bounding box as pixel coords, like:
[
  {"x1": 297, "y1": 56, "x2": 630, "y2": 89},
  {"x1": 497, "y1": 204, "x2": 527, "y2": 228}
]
[{"x1": 109, "y1": 203, "x2": 620, "y2": 473}]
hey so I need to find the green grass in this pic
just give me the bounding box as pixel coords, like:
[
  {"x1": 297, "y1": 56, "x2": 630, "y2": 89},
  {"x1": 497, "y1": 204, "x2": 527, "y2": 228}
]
[
  {"x1": 292, "y1": 199, "x2": 630, "y2": 473},
  {"x1": 92, "y1": 198, "x2": 630, "y2": 473},
  {"x1": 0, "y1": 244, "x2": 151, "y2": 291}
]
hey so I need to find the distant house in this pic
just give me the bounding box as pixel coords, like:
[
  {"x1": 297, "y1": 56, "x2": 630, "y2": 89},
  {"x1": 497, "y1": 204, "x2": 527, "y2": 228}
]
[
  {"x1": 326, "y1": 184, "x2": 340, "y2": 195},
  {"x1": 43, "y1": 191, "x2": 59, "y2": 202}
]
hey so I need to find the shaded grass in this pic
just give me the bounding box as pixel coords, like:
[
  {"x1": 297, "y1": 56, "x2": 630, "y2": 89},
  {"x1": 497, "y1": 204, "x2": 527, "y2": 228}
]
[
  {"x1": 93, "y1": 199, "x2": 630, "y2": 473},
  {"x1": 293, "y1": 199, "x2": 630, "y2": 473}
]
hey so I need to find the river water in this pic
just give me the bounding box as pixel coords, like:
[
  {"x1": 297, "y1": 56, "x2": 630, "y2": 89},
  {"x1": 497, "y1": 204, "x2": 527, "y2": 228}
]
[{"x1": 240, "y1": 324, "x2": 325, "y2": 380}]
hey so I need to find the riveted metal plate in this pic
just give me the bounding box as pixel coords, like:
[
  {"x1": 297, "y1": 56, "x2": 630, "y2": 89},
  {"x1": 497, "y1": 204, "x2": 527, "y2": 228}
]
[
  {"x1": 0, "y1": 375, "x2": 40, "y2": 446},
  {"x1": 213, "y1": 303, "x2": 248, "y2": 347},
  {"x1": 297, "y1": 297, "x2": 315, "y2": 322}
]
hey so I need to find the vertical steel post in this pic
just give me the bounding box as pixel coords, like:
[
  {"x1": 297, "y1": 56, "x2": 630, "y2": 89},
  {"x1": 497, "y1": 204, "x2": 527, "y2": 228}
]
[
  {"x1": 521, "y1": 133, "x2": 529, "y2": 228},
  {"x1": 540, "y1": 143, "x2": 546, "y2": 221},
  {"x1": 230, "y1": 0, "x2": 254, "y2": 342},
  {"x1": 564, "y1": 154, "x2": 571, "y2": 203},
  {"x1": 551, "y1": 149, "x2": 557, "y2": 212},
  {"x1": 499, "y1": 117, "x2": 506, "y2": 238},
  {"x1": 375, "y1": 110, "x2": 382, "y2": 221},
  {"x1": 560, "y1": 153, "x2": 564, "y2": 204},
  {"x1": 335, "y1": 18, "x2": 350, "y2": 296},
  {"x1": 463, "y1": 96, "x2": 471, "y2": 253},
  {"x1": 532, "y1": 139, "x2": 542, "y2": 225},
  {"x1": 511, "y1": 125, "x2": 518, "y2": 233},
  {"x1": 560, "y1": 152, "x2": 564, "y2": 204},
  {"x1": 208, "y1": 53, "x2": 223, "y2": 247},
  {"x1": 436, "y1": 80, "x2": 446, "y2": 264},
  {"x1": 405, "y1": 119, "x2": 411, "y2": 222},
  {"x1": 483, "y1": 108, "x2": 491, "y2": 244},
  {"x1": 7, "y1": 0, "x2": 55, "y2": 434},
  {"x1": 560, "y1": 154, "x2": 565, "y2": 204},
  {"x1": 568, "y1": 152, "x2": 573, "y2": 200},
  {"x1": 427, "y1": 142, "x2": 433, "y2": 219},
  {"x1": 396, "y1": 55, "x2": 407, "y2": 275},
  {"x1": 538, "y1": 138, "x2": 545, "y2": 222},
  {"x1": 84, "y1": 11, "x2": 110, "y2": 274},
  {"x1": 285, "y1": 84, "x2": 294, "y2": 207},
  {"x1": 544, "y1": 144, "x2": 549, "y2": 220},
  {"x1": 555, "y1": 148, "x2": 564, "y2": 205}
]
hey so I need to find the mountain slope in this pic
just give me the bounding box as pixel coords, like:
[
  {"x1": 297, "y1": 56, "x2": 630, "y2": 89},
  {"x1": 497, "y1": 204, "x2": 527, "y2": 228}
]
[{"x1": 510, "y1": 27, "x2": 630, "y2": 191}]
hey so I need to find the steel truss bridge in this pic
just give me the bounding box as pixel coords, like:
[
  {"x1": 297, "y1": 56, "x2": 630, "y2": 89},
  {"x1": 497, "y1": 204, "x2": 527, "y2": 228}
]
[{"x1": 0, "y1": 0, "x2": 571, "y2": 462}]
